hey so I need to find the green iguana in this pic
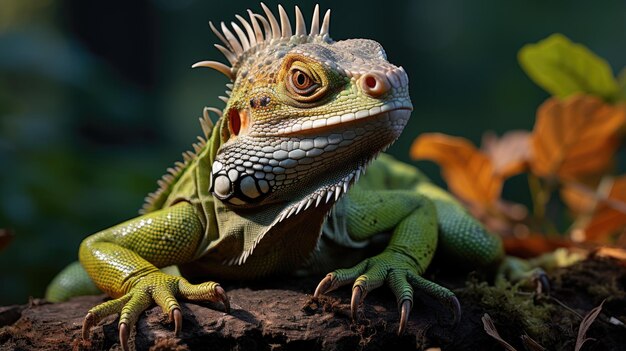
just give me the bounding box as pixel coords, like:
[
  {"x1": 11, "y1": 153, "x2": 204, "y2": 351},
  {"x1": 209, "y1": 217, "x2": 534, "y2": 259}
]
[{"x1": 46, "y1": 4, "x2": 533, "y2": 350}]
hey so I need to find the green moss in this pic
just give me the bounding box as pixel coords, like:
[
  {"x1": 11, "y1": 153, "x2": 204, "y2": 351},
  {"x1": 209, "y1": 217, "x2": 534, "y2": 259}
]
[{"x1": 457, "y1": 277, "x2": 572, "y2": 348}]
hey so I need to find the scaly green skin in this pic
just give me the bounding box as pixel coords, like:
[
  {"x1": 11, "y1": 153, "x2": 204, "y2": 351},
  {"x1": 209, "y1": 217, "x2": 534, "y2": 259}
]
[{"x1": 46, "y1": 4, "x2": 504, "y2": 349}]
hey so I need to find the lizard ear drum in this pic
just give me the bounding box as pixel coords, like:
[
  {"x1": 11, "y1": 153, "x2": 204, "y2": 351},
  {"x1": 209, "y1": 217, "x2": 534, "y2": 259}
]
[
  {"x1": 228, "y1": 108, "x2": 241, "y2": 136},
  {"x1": 228, "y1": 108, "x2": 250, "y2": 137}
]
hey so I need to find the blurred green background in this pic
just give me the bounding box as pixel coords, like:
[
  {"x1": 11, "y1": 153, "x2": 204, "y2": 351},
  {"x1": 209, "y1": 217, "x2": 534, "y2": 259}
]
[{"x1": 0, "y1": 0, "x2": 624, "y2": 305}]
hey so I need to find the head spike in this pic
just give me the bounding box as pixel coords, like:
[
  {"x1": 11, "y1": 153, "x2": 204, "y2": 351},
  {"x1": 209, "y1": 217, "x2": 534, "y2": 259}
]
[
  {"x1": 191, "y1": 61, "x2": 234, "y2": 80},
  {"x1": 260, "y1": 3, "x2": 280, "y2": 39},
  {"x1": 192, "y1": 143, "x2": 203, "y2": 153},
  {"x1": 320, "y1": 9, "x2": 331, "y2": 36},
  {"x1": 253, "y1": 13, "x2": 272, "y2": 40},
  {"x1": 214, "y1": 44, "x2": 237, "y2": 65},
  {"x1": 235, "y1": 14, "x2": 257, "y2": 47},
  {"x1": 294, "y1": 6, "x2": 306, "y2": 36},
  {"x1": 202, "y1": 107, "x2": 211, "y2": 120},
  {"x1": 200, "y1": 111, "x2": 214, "y2": 137},
  {"x1": 220, "y1": 22, "x2": 244, "y2": 55},
  {"x1": 205, "y1": 106, "x2": 223, "y2": 117},
  {"x1": 218, "y1": 96, "x2": 229, "y2": 103},
  {"x1": 230, "y1": 22, "x2": 250, "y2": 51},
  {"x1": 209, "y1": 21, "x2": 231, "y2": 50},
  {"x1": 309, "y1": 4, "x2": 320, "y2": 35},
  {"x1": 278, "y1": 5, "x2": 292, "y2": 38},
  {"x1": 247, "y1": 10, "x2": 265, "y2": 43}
]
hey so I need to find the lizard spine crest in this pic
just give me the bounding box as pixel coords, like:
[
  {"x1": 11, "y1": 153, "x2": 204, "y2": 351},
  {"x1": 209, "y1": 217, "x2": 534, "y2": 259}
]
[
  {"x1": 139, "y1": 107, "x2": 220, "y2": 214},
  {"x1": 192, "y1": 3, "x2": 332, "y2": 81}
]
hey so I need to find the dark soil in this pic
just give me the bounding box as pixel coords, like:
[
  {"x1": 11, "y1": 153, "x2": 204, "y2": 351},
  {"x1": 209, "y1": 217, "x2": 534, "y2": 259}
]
[{"x1": 1, "y1": 257, "x2": 625, "y2": 351}]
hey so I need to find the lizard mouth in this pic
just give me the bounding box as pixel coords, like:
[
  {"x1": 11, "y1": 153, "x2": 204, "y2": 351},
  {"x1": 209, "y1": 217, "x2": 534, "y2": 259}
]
[
  {"x1": 211, "y1": 100, "x2": 412, "y2": 207},
  {"x1": 269, "y1": 103, "x2": 413, "y2": 221},
  {"x1": 275, "y1": 100, "x2": 413, "y2": 136}
]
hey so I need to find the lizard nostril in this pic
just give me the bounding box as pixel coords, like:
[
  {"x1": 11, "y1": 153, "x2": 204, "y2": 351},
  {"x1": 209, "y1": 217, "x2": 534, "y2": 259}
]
[{"x1": 360, "y1": 72, "x2": 390, "y2": 98}]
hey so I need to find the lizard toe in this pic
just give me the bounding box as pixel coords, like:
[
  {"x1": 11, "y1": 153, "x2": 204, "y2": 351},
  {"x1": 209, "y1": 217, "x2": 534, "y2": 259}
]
[
  {"x1": 82, "y1": 293, "x2": 132, "y2": 340},
  {"x1": 117, "y1": 290, "x2": 153, "y2": 349},
  {"x1": 350, "y1": 268, "x2": 386, "y2": 320},
  {"x1": 407, "y1": 272, "x2": 461, "y2": 325},
  {"x1": 387, "y1": 269, "x2": 415, "y2": 333},
  {"x1": 153, "y1": 283, "x2": 183, "y2": 334},
  {"x1": 313, "y1": 259, "x2": 370, "y2": 302},
  {"x1": 178, "y1": 279, "x2": 230, "y2": 313}
]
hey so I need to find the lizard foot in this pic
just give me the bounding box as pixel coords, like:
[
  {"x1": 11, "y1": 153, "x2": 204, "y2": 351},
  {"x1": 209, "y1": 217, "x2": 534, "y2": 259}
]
[
  {"x1": 497, "y1": 248, "x2": 585, "y2": 295},
  {"x1": 497, "y1": 256, "x2": 551, "y2": 295},
  {"x1": 81, "y1": 273, "x2": 229, "y2": 351},
  {"x1": 314, "y1": 251, "x2": 460, "y2": 334}
]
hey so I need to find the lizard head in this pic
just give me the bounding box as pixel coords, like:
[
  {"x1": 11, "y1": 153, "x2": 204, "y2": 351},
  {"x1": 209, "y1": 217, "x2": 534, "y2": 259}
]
[{"x1": 195, "y1": 4, "x2": 411, "y2": 217}]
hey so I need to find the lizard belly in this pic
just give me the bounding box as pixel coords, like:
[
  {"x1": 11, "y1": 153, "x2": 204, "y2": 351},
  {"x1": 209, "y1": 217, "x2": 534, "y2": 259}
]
[{"x1": 177, "y1": 197, "x2": 387, "y2": 281}]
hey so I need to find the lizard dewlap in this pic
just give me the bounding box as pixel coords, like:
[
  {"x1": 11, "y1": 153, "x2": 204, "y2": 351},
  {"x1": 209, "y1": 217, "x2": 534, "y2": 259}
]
[{"x1": 46, "y1": 4, "x2": 504, "y2": 350}]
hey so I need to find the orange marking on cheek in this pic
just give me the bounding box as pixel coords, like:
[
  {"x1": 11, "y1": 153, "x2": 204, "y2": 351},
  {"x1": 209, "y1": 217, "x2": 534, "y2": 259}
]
[{"x1": 240, "y1": 109, "x2": 250, "y2": 133}]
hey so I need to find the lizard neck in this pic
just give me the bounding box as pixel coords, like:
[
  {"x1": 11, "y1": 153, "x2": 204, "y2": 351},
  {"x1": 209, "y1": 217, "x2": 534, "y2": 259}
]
[{"x1": 194, "y1": 116, "x2": 341, "y2": 267}]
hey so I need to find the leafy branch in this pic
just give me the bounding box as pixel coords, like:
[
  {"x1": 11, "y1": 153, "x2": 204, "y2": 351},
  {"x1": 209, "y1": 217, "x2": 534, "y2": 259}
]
[{"x1": 410, "y1": 33, "x2": 626, "y2": 244}]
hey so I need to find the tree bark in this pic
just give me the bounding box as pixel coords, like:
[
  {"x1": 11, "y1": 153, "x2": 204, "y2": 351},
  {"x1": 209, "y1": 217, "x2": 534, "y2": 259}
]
[{"x1": 1, "y1": 258, "x2": 625, "y2": 350}]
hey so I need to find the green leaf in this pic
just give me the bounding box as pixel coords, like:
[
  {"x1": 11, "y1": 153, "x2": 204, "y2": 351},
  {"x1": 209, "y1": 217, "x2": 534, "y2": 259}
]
[{"x1": 518, "y1": 33, "x2": 619, "y2": 101}]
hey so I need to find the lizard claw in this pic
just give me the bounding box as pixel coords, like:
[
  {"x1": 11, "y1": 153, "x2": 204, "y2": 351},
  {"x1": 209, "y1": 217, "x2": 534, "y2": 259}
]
[
  {"x1": 170, "y1": 308, "x2": 182, "y2": 336},
  {"x1": 449, "y1": 295, "x2": 462, "y2": 326},
  {"x1": 397, "y1": 300, "x2": 412, "y2": 335},
  {"x1": 119, "y1": 322, "x2": 130, "y2": 351},
  {"x1": 534, "y1": 271, "x2": 551, "y2": 295},
  {"x1": 215, "y1": 286, "x2": 231, "y2": 313},
  {"x1": 350, "y1": 286, "x2": 364, "y2": 321},
  {"x1": 314, "y1": 274, "x2": 333, "y2": 298},
  {"x1": 81, "y1": 312, "x2": 95, "y2": 340}
]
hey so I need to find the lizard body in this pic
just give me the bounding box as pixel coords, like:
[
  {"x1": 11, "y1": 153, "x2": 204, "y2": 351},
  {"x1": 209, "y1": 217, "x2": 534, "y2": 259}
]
[{"x1": 46, "y1": 4, "x2": 504, "y2": 349}]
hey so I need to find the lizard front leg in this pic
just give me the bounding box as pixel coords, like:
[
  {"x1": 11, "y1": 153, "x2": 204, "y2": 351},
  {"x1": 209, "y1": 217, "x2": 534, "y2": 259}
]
[
  {"x1": 314, "y1": 188, "x2": 458, "y2": 334},
  {"x1": 79, "y1": 202, "x2": 229, "y2": 350}
]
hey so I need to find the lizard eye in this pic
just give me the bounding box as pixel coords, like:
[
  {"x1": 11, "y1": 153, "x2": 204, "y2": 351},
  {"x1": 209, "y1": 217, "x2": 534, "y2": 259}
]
[{"x1": 288, "y1": 69, "x2": 319, "y2": 96}]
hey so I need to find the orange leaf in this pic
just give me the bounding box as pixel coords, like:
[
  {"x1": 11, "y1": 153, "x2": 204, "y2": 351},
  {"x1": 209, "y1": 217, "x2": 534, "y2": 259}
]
[
  {"x1": 565, "y1": 176, "x2": 626, "y2": 242},
  {"x1": 503, "y1": 235, "x2": 573, "y2": 258},
  {"x1": 482, "y1": 131, "x2": 531, "y2": 178},
  {"x1": 410, "y1": 133, "x2": 502, "y2": 206},
  {"x1": 585, "y1": 177, "x2": 626, "y2": 241},
  {"x1": 561, "y1": 180, "x2": 603, "y2": 215},
  {"x1": 530, "y1": 95, "x2": 626, "y2": 181}
]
